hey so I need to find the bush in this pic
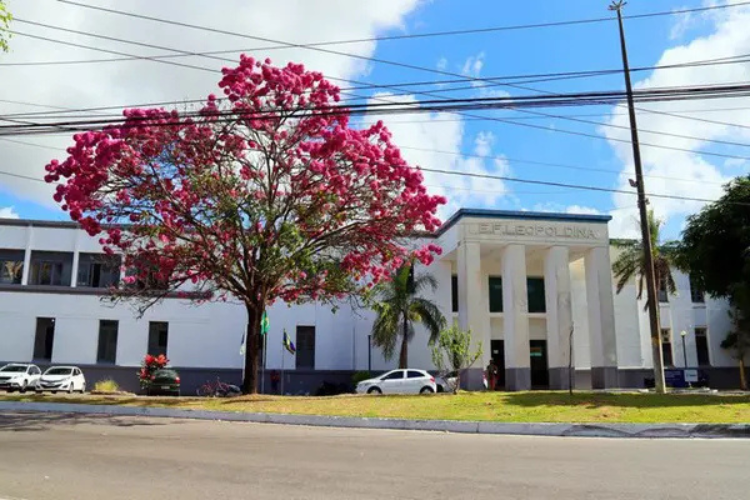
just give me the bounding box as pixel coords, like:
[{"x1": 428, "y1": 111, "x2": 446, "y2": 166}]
[
  {"x1": 352, "y1": 371, "x2": 372, "y2": 387},
  {"x1": 93, "y1": 379, "x2": 120, "y2": 392}
]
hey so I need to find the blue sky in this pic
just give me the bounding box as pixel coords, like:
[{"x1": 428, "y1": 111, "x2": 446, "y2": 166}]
[{"x1": 1, "y1": 0, "x2": 747, "y2": 239}]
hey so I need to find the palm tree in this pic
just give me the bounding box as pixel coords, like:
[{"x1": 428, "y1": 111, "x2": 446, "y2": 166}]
[
  {"x1": 371, "y1": 262, "x2": 446, "y2": 369},
  {"x1": 613, "y1": 210, "x2": 679, "y2": 307}
]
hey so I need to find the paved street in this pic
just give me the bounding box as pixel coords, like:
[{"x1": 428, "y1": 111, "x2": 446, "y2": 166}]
[{"x1": 0, "y1": 412, "x2": 748, "y2": 500}]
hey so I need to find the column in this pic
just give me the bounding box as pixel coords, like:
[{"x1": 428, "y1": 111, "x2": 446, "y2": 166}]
[
  {"x1": 503, "y1": 244, "x2": 531, "y2": 391},
  {"x1": 545, "y1": 246, "x2": 573, "y2": 390},
  {"x1": 21, "y1": 225, "x2": 33, "y2": 285},
  {"x1": 457, "y1": 241, "x2": 487, "y2": 390},
  {"x1": 70, "y1": 231, "x2": 81, "y2": 288},
  {"x1": 585, "y1": 246, "x2": 619, "y2": 389}
]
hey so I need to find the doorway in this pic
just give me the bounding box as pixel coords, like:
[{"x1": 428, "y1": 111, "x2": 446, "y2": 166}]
[
  {"x1": 530, "y1": 340, "x2": 549, "y2": 389},
  {"x1": 490, "y1": 340, "x2": 505, "y2": 390}
]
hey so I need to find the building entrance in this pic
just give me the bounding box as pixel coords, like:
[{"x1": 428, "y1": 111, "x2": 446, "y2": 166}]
[{"x1": 530, "y1": 340, "x2": 549, "y2": 389}]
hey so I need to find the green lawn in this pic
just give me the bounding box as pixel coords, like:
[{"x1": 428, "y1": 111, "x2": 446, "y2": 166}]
[{"x1": 3, "y1": 391, "x2": 750, "y2": 424}]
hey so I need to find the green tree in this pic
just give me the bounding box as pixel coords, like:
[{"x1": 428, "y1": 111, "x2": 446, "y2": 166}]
[
  {"x1": 431, "y1": 324, "x2": 483, "y2": 394},
  {"x1": 720, "y1": 285, "x2": 750, "y2": 390},
  {"x1": 676, "y1": 176, "x2": 750, "y2": 298},
  {"x1": 371, "y1": 262, "x2": 446, "y2": 369},
  {"x1": 612, "y1": 210, "x2": 678, "y2": 394},
  {"x1": 613, "y1": 209, "x2": 679, "y2": 303},
  {"x1": 677, "y1": 176, "x2": 750, "y2": 390},
  {"x1": 0, "y1": 0, "x2": 11, "y2": 53}
]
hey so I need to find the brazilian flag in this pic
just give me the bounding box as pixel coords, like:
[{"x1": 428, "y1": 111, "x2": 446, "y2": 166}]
[{"x1": 260, "y1": 311, "x2": 269, "y2": 336}]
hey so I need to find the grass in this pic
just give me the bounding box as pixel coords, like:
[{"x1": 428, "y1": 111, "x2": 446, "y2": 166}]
[
  {"x1": 3, "y1": 391, "x2": 750, "y2": 424},
  {"x1": 92, "y1": 379, "x2": 120, "y2": 392}
]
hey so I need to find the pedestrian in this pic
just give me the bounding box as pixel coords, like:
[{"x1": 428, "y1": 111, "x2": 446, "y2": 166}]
[{"x1": 486, "y1": 360, "x2": 497, "y2": 391}]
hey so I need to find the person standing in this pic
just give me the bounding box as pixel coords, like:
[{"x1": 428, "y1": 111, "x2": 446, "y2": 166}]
[{"x1": 486, "y1": 360, "x2": 498, "y2": 391}]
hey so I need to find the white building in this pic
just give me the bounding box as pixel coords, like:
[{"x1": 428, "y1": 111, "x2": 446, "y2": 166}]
[{"x1": 0, "y1": 209, "x2": 742, "y2": 393}]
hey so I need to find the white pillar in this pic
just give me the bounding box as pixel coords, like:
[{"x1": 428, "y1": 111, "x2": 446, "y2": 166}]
[
  {"x1": 585, "y1": 246, "x2": 619, "y2": 388},
  {"x1": 545, "y1": 246, "x2": 573, "y2": 390},
  {"x1": 503, "y1": 244, "x2": 530, "y2": 391},
  {"x1": 457, "y1": 241, "x2": 487, "y2": 389},
  {"x1": 70, "y1": 231, "x2": 81, "y2": 288},
  {"x1": 21, "y1": 226, "x2": 33, "y2": 285}
]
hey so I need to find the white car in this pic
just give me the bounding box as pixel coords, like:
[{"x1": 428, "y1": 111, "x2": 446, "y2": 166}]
[
  {"x1": 36, "y1": 366, "x2": 86, "y2": 394},
  {"x1": 356, "y1": 369, "x2": 436, "y2": 395},
  {"x1": 0, "y1": 363, "x2": 42, "y2": 393}
]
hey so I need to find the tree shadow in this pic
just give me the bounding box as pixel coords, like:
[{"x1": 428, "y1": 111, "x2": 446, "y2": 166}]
[
  {"x1": 501, "y1": 391, "x2": 750, "y2": 409},
  {"x1": 0, "y1": 411, "x2": 179, "y2": 432}
]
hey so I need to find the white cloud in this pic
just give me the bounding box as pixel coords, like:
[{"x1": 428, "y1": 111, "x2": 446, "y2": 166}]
[
  {"x1": 0, "y1": 206, "x2": 19, "y2": 219},
  {"x1": 565, "y1": 205, "x2": 603, "y2": 216},
  {"x1": 0, "y1": 0, "x2": 425, "y2": 210},
  {"x1": 603, "y1": 0, "x2": 750, "y2": 238},
  {"x1": 459, "y1": 52, "x2": 510, "y2": 99},
  {"x1": 366, "y1": 93, "x2": 511, "y2": 221}
]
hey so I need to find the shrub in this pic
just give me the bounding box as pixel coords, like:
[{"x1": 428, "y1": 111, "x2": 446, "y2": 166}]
[
  {"x1": 94, "y1": 379, "x2": 120, "y2": 392},
  {"x1": 352, "y1": 371, "x2": 372, "y2": 387}
]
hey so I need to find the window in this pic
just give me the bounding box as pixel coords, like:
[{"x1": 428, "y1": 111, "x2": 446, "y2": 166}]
[
  {"x1": 0, "y1": 250, "x2": 24, "y2": 285},
  {"x1": 527, "y1": 277, "x2": 546, "y2": 313},
  {"x1": 488, "y1": 277, "x2": 503, "y2": 313},
  {"x1": 148, "y1": 322, "x2": 169, "y2": 357},
  {"x1": 661, "y1": 328, "x2": 673, "y2": 367},
  {"x1": 690, "y1": 276, "x2": 705, "y2": 304},
  {"x1": 78, "y1": 254, "x2": 121, "y2": 288},
  {"x1": 296, "y1": 326, "x2": 315, "y2": 369},
  {"x1": 695, "y1": 327, "x2": 711, "y2": 366},
  {"x1": 407, "y1": 370, "x2": 424, "y2": 378},
  {"x1": 97, "y1": 320, "x2": 119, "y2": 363},
  {"x1": 31, "y1": 366, "x2": 41, "y2": 375},
  {"x1": 382, "y1": 371, "x2": 404, "y2": 380},
  {"x1": 33, "y1": 318, "x2": 55, "y2": 360},
  {"x1": 658, "y1": 280, "x2": 669, "y2": 303},
  {"x1": 29, "y1": 251, "x2": 72, "y2": 286},
  {"x1": 451, "y1": 275, "x2": 458, "y2": 313}
]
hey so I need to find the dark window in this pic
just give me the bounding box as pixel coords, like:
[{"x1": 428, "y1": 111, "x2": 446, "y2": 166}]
[
  {"x1": 78, "y1": 254, "x2": 121, "y2": 288},
  {"x1": 383, "y1": 371, "x2": 404, "y2": 380},
  {"x1": 527, "y1": 277, "x2": 546, "y2": 313},
  {"x1": 407, "y1": 370, "x2": 424, "y2": 378},
  {"x1": 451, "y1": 275, "x2": 458, "y2": 313},
  {"x1": 0, "y1": 250, "x2": 24, "y2": 284},
  {"x1": 661, "y1": 329, "x2": 673, "y2": 367},
  {"x1": 658, "y1": 280, "x2": 669, "y2": 303},
  {"x1": 97, "y1": 320, "x2": 119, "y2": 363},
  {"x1": 296, "y1": 326, "x2": 315, "y2": 369},
  {"x1": 489, "y1": 276, "x2": 503, "y2": 313},
  {"x1": 695, "y1": 327, "x2": 711, "y2": 366},
  {"x1": 29, "y1": 251, "x2": 73, "y2": 286},
  {"x1": 690, "y1": 276, "x2": 705, "y2": 304},
  {"x1": 148, "y1": 322, "x2": 169, "y2": 357},
  {"x1": 33, "y1": 318, "x2": 55, "y2": 360}
]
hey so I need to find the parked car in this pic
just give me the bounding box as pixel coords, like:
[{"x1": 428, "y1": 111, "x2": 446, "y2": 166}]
[
  {"x1": 435, "y1": 371, "x2": 489, "y2": 392},
  {"x1": 36, "y1": 366, "x2": 86, "y2": 394},
  {"x1": 0, "y1": 363, "x2": 42, "y2": 393},
  {"x1": 146, "y1": 368, "x2": 181, "y2": 396},
  {"x1": 355, "y1": 369, "x2": 436, "y2": 395}
]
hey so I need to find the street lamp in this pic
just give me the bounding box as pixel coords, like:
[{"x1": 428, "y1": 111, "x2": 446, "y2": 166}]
[{"x1": 680, "y1": 330, "x2": 688, "y2": 368}]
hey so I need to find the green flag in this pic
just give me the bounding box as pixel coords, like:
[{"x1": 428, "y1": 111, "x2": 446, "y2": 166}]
[{"x1": 260, "y1": 311, "x2": 269, "y2": 336}]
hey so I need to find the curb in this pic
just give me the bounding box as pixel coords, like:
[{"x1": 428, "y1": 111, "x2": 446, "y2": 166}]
[{"x1": 1, "y1": 401, "x2": 749, "y2": 439}]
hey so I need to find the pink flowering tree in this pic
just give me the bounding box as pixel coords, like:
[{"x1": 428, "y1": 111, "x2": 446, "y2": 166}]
[{"x1": 45, "y1": 56, "x2": 445, "y2": 393}]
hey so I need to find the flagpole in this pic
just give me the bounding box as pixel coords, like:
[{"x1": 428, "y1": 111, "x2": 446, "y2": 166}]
[{"x1": 281, "y1": 331, "x2": 285, "y2": 396}]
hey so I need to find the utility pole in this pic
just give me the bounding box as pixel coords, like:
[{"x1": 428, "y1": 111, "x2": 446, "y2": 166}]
[{"x1": 609, "y1": 1, "x2": 666, "y2": 394}]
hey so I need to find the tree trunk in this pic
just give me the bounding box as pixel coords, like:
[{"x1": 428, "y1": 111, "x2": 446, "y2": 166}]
[
  {"x1": 649, "y1": 295, "x2": 667, "y2": 394},
  {"x1": 242, "y1": 305, "x2": 261, "y2": 395},
  {"x1": 398, "y1": 317, "x2": 409, "y2": 369},
  {"x1": 740, "y1": 357, "x2": 747, "y2": 391}
]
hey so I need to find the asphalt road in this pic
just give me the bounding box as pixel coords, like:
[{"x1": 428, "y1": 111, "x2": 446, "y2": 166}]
[{"x1": 0, "y1": 412, "x2": 748, "y2": 500}]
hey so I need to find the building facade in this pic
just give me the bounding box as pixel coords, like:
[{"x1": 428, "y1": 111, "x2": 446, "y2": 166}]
[{"x1": 0, "y1": 209, "x2": 743, "y2": 394}]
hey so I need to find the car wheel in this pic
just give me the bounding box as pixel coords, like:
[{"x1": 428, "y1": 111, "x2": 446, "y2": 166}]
[
  {"x1": 7, "y1": 388, "x2": 15, "y2": 393},
  {"x1": 436, "y1": 384, "x2": 445, "y2": 393},
  {"x1": 367, "y1": 387, "x2": 382, "y2": 395},
  {"x1": 80, "y1": 384, "x2": 86, "y2": 394},
  {"x1": 420, "y1": 386, "x2": 434, "y2": 394},
  {"x1": 19, "y1": 380, "x2": 28, "y2": 394},
  {"x1": 67, "y1": 385, "x2": 74, "y2": 394}
]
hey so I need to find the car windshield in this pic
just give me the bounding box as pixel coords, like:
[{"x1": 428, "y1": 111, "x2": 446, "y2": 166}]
[
  {"x1": 0, "y1": 365, "x2": 27, "y2": 373},
  {"x1": 154, "y1": 370, "x2": 177, "y2": 377},
  {"x1": 45, "y1": 368, "x2": 73, "y2": 376}
]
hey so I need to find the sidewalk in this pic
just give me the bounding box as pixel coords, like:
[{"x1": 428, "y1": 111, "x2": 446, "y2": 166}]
[{"x1": 1, "y1": 400, "x2": 749, "y2": 439}]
